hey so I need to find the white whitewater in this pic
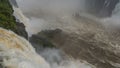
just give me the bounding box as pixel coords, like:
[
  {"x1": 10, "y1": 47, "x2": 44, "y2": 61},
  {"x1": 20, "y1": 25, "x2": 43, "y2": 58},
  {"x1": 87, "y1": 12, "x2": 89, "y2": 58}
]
[
  {"x1": 13, "y1": 6, "x2": 29, "y2": 27},
  {"x1": 15, "y1": 0, "x2": 88, "y2": 36},
  {"x1": 7, "y1": 0, "x2": 112, "y2": 68},
  {"x1": 0, "y1": 28, "x2": 93, "y2": 68},
  {"x1": 13, "y1": 6, "x2": 32, "y2": 36},
  {"x1": 13, "y1": 6, "x2": 51, "y2": 36},
  {"x1": 0, "y1": 0, "x2": 94, "y2": 67},
  {"x1": 0, "y1": 28, "x2": 50, "y2": 68},
  {"x1": 10, "y1": 0, "x2": 120, "y2": 68},
  {"x1": 15, "y1": 0, "x2": 120, "y2": 35}
]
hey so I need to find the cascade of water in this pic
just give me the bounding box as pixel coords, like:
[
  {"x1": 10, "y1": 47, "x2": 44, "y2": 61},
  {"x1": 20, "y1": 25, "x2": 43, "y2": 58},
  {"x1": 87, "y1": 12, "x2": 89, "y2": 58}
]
[
  {"x1": 0, "y1": 28, "x2": 93, "y2": 68},
  {"x1": 0, "y1": 28, "x2": 50, "y2": 68},
  {"x1": 13, "y1": 6, "x2": 45, "y2": 36},
  {"x1": 3, "y1": 1, "x2": 95, "y2": 68}
]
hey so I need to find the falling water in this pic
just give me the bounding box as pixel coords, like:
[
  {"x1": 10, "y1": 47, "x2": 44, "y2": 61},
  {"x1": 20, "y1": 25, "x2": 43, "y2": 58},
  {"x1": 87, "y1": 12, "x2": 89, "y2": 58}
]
[
  {"x1": 0, "y1": 0, "x2": 95, "y2": 67},
  {"x1": 0, "y1": 28, "x2": 93, "y2": 68},
  {"x1": 15, "y1": 0, "x2": 87, "y2": 35},
  {"x1": 0, "y1": 28, "x2": 50, "y2": 68},
  {"x1": 7, "y1": 0, "x2": 120, "y2": 68},
  {"x1": 15, "y1": 0, "x2": 120, "y2": 35}
]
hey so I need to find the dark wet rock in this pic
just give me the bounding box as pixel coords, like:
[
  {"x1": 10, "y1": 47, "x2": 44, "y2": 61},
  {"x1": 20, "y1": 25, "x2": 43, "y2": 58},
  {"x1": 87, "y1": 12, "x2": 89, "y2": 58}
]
[
  {"x1": 29, "y1": 29, "x2": 61, "y2": 52},
  {"x1": 15, "y1": 22, "x2": 28, "y2": 39},
  {"x1": 0, "y1": 57, "x2": 3, "y2": 68},
  {"x1": 86, "y1": 0, "x2": 119, "y2": 17},
  {"x1": 0, "y1": 64, "x2": 3, "y2": 68},
  {"x1": 29, "y1": 34, "x2": 54, "y2": 49}
]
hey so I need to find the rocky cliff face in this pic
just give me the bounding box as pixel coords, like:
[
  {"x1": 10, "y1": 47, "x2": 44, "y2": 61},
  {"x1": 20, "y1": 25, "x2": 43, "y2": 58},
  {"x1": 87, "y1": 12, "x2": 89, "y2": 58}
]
[
  {"x1": 0, "y1": 0, "x2": 28, "y2": 39},
  {"x1": 86, "y1": 0, "x2": 119, "y2": 17},
  {"x1": 15, "y1": 22, "x2": 28, "y2": 39}
]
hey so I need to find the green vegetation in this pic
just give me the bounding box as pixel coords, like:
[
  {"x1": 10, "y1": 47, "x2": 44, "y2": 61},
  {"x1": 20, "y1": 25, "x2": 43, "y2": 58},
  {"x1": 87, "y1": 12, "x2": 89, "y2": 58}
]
[
  {"x1": 0, "y1": 0, "x2": 17, "y2": 31},
  {"x1": 0, "y1": 0, "x2": 28, "y2": 39}
]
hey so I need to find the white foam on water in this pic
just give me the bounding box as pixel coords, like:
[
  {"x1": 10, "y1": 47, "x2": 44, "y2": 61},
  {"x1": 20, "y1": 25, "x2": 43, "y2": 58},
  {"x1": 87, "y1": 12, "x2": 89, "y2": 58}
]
[
  {"x1": 0, "y1": 28, "x2": 94, "y2": 68},
  {"x1": 0, "y1": 28, "x2": 50, "y2": 68},
  {"x1": 8, "y1": 0, "x2": 105, "y2": 68}
]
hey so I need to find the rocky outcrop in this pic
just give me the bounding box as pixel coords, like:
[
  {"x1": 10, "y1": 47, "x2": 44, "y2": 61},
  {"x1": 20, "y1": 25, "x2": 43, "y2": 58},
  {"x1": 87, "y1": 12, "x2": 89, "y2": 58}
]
[
  {"x1": 29, "y1": 29, "x2": 59, "y2": 52},
  {"x1": 15, "y1": 22, "x2": 28, "y2": 39}
]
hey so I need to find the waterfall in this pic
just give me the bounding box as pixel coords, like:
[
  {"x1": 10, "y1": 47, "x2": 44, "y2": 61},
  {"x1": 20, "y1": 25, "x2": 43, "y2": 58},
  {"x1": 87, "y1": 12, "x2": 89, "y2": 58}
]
[
  {"x1": 0, "y1": 0, "x2": 94, "y2": 68},
  {"x1": 0, "y1": 28, "x2": 50, "y2": 68},
  {"x1": 8, "y1": 0, "x2": 120, "y2": 68},
  {"x1": 0, "y1": 28, "x2": 93, "y2": 68}
]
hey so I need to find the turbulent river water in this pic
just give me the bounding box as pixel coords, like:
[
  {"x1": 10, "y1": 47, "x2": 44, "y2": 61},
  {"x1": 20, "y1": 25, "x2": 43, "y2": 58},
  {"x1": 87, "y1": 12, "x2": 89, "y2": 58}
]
[
  {"x1": 4, "y1": 0, "x2": 120, "y2": 68},
  {"x1": 14, "y1": 0, "x2": 120, "y2": 35}
]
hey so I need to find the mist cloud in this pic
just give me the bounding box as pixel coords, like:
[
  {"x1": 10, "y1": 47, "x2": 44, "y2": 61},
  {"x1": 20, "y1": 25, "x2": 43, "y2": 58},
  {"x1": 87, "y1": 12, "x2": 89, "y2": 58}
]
[{"x1": 16, "y1": 0, "x2": 86, "y2": 16}]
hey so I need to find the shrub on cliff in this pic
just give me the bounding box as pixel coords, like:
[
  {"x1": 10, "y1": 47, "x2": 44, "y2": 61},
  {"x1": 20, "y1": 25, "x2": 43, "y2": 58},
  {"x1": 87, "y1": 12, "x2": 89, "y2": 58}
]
[{"x1": 0, "y1": 0, "x2": 16, "y2": 31}]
